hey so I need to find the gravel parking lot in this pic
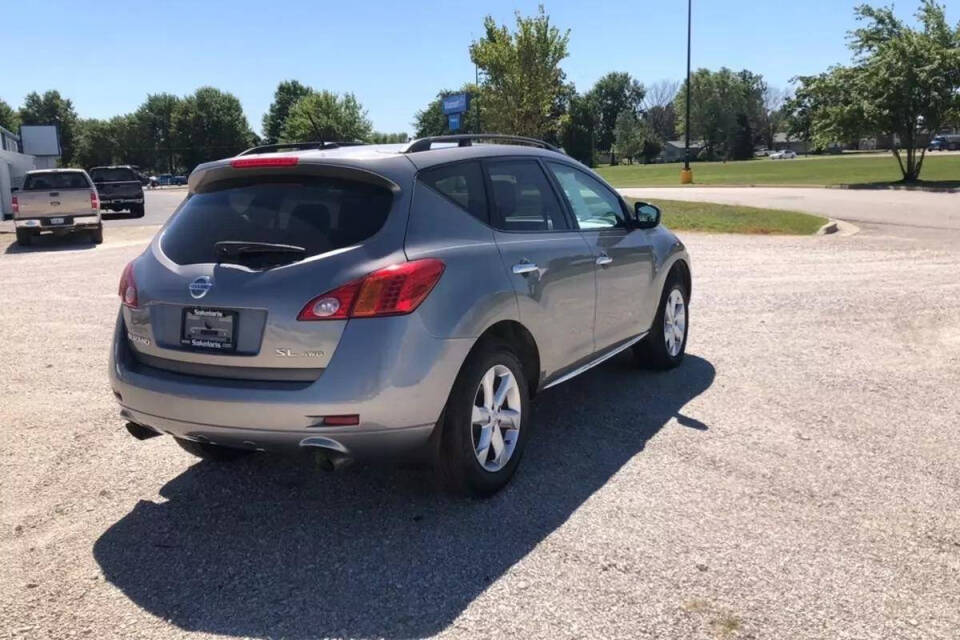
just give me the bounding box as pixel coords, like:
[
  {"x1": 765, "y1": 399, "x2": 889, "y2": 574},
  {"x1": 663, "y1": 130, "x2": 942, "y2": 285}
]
[{"x1": 1, "y1": 191, "x2": 958, "y2": 639}]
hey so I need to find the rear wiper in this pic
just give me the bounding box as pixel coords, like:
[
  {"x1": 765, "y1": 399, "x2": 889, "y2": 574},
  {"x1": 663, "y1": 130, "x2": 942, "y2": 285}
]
[{"x1": 214, "y1": 241, "x2": 306, "y2": 265}]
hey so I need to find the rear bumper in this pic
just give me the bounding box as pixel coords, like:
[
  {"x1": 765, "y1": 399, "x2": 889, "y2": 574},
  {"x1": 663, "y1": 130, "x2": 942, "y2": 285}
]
[
  {"x1": 15, "y1": 215, "x2": 101, "y2": 230},
  {"x1": 109, "y1": 310, "x2": 473, "y2": 459}
]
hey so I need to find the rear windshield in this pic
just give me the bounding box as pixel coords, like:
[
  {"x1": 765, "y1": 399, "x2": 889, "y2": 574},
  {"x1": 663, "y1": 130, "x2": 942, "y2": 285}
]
[
  {"x1": 22, "y1": 172, "x2": 90, "y2": 191},
  {"x1": 89, "y1": 168, "x2": 137, "y2": 182},
  {"x1": 161, "y1": 175, "x2": 394, "y2": 266}
]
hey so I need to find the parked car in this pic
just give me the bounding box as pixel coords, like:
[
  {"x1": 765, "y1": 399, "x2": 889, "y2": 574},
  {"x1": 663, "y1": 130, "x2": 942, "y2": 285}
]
[
  {"x1": 157, "y1": 174, "x2": 173, "y2": 186},
  {"x1": 89, "y1": 166, "x2": 145, "y2": 217},
  {"x1": 171, "y1": 175, "x2": 187, "y2": 185},
  {"x1": 769, "y1": 149, "x2": 798, "y2": 159},
  {"x1": 110, "y1": 135, "x2": 692, "y2": 496},
  {"x1": 927, "y1": 135, "x2": 960, "y2": 151},
  {"x1": 12, "y1": 169, "x2": 102, "y2": 245}
]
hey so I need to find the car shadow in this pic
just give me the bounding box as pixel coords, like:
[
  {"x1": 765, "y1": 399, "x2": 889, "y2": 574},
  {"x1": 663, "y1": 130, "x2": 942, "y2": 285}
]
[
  {"x1": 3, "y1": 233, "x2": 97, "y2": 254},
  {"x1": 93, "y1": 353, "x2": 715, "y2": 638}
]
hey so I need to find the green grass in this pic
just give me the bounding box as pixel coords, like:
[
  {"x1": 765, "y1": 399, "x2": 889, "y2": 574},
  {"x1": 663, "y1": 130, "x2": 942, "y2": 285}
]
[
  {"x1": 627, "y1": 197, "x2": 828, "y2": 235},
  {"x1": 597, "y1": 153, "x2": 960, "y2": 188}
]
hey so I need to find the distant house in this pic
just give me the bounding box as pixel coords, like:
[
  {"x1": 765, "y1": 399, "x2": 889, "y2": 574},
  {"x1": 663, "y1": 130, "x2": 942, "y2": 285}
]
[
  {"x1": 659, "y1": 140, "x2": 702, "y2": 163},
  {"x1": 771, "y1": 133, "x2": 809, "y2": 154}
]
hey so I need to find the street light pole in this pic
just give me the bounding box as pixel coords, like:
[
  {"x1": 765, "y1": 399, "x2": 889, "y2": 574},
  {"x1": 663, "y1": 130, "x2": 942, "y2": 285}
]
[{"x1": 681, "y1": 0, "x2": 694, "y2": 184}]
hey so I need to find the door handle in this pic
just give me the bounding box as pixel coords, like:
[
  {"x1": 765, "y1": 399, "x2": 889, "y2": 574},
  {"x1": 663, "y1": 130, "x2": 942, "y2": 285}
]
[
  {"x1": 512, "y1": 261, "x2": 539, "y2": 275},
  {"x1": 595, "y1": 254, "x2": 613, "y2": 266}
]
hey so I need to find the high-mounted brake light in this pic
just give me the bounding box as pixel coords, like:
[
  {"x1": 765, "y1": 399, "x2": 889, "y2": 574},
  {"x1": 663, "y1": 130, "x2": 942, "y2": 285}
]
[
  {"x1": 230, "y1": 156, "x2": 299, "y2": 169},
  {"x1": 118, "y1": 261, "x2": 138, "y2": 308},
  {"x1": 298, "y1": 259, "x2": 445, "y2": 321},
  {"x1": 11, "y1": 195, "x2": 18, "y2": 214},
  {"x1": 90, "y1": 190, "x2": 99, "y2": 210}
]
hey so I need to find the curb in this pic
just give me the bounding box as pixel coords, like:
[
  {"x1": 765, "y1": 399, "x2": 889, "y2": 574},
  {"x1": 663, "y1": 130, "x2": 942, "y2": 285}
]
[
  {"x1": 827, "y1": 184, "x2": 959, "y2": 193},
  {"x1": 817, "y1": 221, "x2": 838, "y2": 235}
]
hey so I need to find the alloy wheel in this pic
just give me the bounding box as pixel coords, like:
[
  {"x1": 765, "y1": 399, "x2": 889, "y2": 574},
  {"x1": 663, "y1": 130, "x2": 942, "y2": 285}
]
[
  {"x1": 471, "y1": 364, "x2": 522, "y2": 472},
  {"x1": 663, "y1": 288, "x2": 686, "y2": 357}
]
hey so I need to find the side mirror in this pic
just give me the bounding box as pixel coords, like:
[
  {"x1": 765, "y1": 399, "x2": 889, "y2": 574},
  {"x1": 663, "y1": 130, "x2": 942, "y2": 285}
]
[{"x1": 633, "y1": 201, "x2": 661, "y2": 229}]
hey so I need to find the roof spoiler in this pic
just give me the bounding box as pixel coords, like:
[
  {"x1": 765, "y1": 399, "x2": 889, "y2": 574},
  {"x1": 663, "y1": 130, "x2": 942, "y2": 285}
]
[
  {"x1": 403, "y1": 134, "x2": 561, "y2": 154},
  {"x1": 237, "y1": 141, "x2": 368, "y2": 156}
]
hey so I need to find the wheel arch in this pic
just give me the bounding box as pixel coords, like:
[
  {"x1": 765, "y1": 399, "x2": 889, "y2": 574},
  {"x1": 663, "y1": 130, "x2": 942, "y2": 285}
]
[
  {"x1": 669, "y1": 258, "x2": 692, "y2": 304},
  {"x1": 468, "y1": 320, "x2": 541, "y2": 396}
]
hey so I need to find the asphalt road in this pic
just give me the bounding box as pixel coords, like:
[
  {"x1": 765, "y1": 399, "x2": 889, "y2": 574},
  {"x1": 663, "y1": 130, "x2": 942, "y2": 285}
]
[
  {"x1": 620, "y1": 186, "x2": 960, "y2": 241},
  {"x1": 1, "y1": 191, "x2": 958, "y2": 639}
]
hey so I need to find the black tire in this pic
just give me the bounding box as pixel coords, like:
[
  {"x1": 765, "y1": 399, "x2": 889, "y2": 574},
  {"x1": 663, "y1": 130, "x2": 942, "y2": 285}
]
[
  {"x1": 634, "y1": 275, "x2": 689, "y2": 370},
  {"x1": 91, "y1": 225, "x2": 103, "y2": 245},
  {"x1": 15, "y1": 228, "x2": 33, "y2": 246},
  {"x1": 131, "y1": 204, "x2": 145, "y2": 218},
  {"x1": 438, "y1": 341, "x2": 530, "y2": 497},
  {"x1": 174, "y1": 438, "x2": 252, "y2": 462}
]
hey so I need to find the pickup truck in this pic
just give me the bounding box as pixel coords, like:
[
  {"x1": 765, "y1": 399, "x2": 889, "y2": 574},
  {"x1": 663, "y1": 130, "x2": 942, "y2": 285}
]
[
  {"x1": 89, "y1": 165, "x2": 145, "y2": 217},
  {"x1": 12, "y1": 169, "x2": 103, "y2": 246}
]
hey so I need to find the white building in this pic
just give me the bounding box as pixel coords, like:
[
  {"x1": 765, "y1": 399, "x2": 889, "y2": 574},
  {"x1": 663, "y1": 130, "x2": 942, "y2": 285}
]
[{"x1": 1, "y1": 126, "x2": 38, "y2": 217}]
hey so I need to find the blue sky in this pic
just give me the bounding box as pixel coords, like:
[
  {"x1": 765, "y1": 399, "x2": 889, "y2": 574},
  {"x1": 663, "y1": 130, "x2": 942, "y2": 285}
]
[{"x1": 2, "y1": 0, "x2": 934, "y2": 135}]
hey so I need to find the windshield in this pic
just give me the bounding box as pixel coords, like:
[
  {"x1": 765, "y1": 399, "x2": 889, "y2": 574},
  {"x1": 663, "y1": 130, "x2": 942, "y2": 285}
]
[
  {"x1": 22, "y1": 172, "x2": 91, "y2": 190},
  {"x1": 160, "y1": 175, "x2": 394, "y2": 266},
  {"x1": 89, "y1": 168, "x2": 137, "y2": 182}
]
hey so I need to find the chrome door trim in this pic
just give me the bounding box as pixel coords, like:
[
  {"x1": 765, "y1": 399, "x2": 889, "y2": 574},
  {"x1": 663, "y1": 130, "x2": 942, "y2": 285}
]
[{"x1": 542, "y1": 331, "x2": 648, "y2": 390}]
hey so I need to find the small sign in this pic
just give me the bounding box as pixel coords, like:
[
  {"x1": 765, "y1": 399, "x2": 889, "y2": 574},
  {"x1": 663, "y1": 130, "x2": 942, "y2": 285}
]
[
  {"x1": 442, "y1": 93, "x2": 469, "y2": 115},
  {"x1": 448, "y1": 113, "x2": 461, "y2": 131}
]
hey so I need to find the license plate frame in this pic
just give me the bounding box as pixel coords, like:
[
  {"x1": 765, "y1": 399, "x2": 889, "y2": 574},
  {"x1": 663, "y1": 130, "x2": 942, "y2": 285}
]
[
  {"x1": 49, "y1": 217, "x2": 65, "y2": 225},
  {"x1": 180, "y1": 307, "x2": 237, "y2": 352}
]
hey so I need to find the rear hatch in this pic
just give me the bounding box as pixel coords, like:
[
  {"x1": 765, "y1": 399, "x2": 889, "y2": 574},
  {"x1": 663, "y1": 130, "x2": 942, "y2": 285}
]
[
  {"x1": 90, "y1": 167, "x2": 143, "y2": 200},
  {"x1": 122, "y1": 163, "x2": 409, "y2": 382},
  {"x1": 16, "y1": 171, "x2": 95, "y2": 218}
]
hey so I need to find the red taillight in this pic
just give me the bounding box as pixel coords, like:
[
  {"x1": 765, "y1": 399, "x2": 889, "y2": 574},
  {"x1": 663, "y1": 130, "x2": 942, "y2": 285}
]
[
  {"x1": 322, "y1": 415, "x2": 360, "y2": 426},
  {"x1": 230, "y1": 156, "x2": 299, "y2": 169},
  {"x1": 298, "y1": 259, "x2": 445, "y2": 321},
  {"x1": 118, "y1": 261, "x2": 138, "y2": 308},
  {"x1": 90, "y1": 191, "x2": 99, "y2": 210},
  {"x1": 11, "y1": 195, "x2": 18, "y2": 214}
]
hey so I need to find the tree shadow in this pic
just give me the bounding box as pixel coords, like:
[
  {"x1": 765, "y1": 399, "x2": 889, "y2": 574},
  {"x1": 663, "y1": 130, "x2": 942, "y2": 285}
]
[
  {"x1": 840, "y1": 180, "x2": 960, "y2": 192},
  {"x1": 93, "y1": 353, "x2": 715, "y2": 639}
]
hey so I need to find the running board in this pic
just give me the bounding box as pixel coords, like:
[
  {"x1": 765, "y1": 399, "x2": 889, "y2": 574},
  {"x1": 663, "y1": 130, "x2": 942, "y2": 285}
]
[{"x1": 542, "y1": 332, "x2": 648, "y2": 390}]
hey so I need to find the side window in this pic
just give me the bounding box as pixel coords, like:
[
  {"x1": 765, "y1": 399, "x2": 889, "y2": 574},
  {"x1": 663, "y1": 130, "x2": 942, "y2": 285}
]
[
  {"x1": 547, "y1": 162, "x2": 626, "y2": 230},
  {"x1": 418, "y1": 161, "x2": 488, "y2": 224},
  {"x1": 484, "y1": 159, "x2": 568, "y2": 232}
]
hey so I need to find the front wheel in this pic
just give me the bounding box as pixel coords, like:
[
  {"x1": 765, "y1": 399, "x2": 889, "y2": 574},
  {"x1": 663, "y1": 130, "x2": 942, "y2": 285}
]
[
  {"x1": 634, "y1": 277, "x2": 688, "y2": 369},
  {"x1": 175, "y1": 438, "x2": 252, "y2": 462},
  {"x1": 438, "y1": 343, "x2": 530, "y2": 497}
]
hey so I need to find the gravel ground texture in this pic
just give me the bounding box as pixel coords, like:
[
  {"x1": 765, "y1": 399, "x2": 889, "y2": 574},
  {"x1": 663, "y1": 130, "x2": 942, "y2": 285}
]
[{"x1": 1, "y1": 192, "x2": 958, "y2": 639}]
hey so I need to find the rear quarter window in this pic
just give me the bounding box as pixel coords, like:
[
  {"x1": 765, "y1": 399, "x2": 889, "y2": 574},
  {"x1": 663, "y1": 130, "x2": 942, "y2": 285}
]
[
  {"x1": 160, "y1": 175, "x2": 394, "y2": 266},
  {"x1": 417, "y1": 161, "x2": 488, "y2": 223}
]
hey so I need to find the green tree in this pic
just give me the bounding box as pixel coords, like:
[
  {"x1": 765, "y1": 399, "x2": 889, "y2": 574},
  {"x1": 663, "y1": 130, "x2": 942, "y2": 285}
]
[
  {"x1": 262, "y1": 80, "x2": 312, "y2": 144},
  {"x1": 413, "y1": 86, "x2": 485, "y2": 138},
  {"x1": 788, "y1": 1, "x2": 960, "y2": 181},
  {"x1": 586, "y1": 72, "x2": 645, "y2": 162},
  {"x1": 0, "y1": 99, "x2": 20, "y2": 134},
  {"x1": 368, "y1": 132, "x2": 409, "y2": 143},
  {"x1": 134, "y1": 93, "x2": 180, "y2": 172},
  {"x1": 172, "y1": 87, "x2": 254, "y2": 171},
  {"x1": 642, "y1": 80, "x2": 679, "y2": 142},
  {"x1": 560, "y1": 93, "x2": 597, "y2": 166},
  {"x1": 19, "y1": 90, "x2": 79, "y2": 165},
  {"x1": 675, "y1": 68, "x2": 767, "y2": 159},
  {"x1": 281, "y1": 91, "x2": 372, "y2": 142},
  {"x1": 613, "y1": 109, "x2": 651, "y2": 164},
  {"x1": 469, "y1": 6, "x2": 572, "y2": 141},
  {"x1": 73, "y1": 119, "x2": 117, "y2": 168}
]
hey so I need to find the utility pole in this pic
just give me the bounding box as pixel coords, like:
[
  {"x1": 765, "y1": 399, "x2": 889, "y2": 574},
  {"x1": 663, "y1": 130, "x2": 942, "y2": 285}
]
[
  {"x1": 681, "y1": 0, "x2": 694, "y2": 184},
  {"x1": 475, "y1": 63, "x2": 482, "y2": 133}
]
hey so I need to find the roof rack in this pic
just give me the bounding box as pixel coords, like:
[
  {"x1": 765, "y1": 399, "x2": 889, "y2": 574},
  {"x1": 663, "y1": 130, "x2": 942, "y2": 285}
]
[
  {"x1": 403, "y1": 134, "x2": 561, "y2": 154},
  {"x1": 237, "y1": 141, "x2": 367, "y2": 156}
]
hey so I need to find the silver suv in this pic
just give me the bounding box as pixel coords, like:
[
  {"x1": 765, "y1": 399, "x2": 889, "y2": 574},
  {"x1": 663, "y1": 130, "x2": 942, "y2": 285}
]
[{"x1": 110, "y1": 135, "x2": 691, "y2": 496}]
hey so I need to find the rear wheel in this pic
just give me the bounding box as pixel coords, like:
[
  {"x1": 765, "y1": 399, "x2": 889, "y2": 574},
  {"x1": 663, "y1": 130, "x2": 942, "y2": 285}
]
[
  {"x1": 131, "y1": 204, "x2": 145, "y2": 218},
  {"x1": 174, "y1": 438, "x2": 252, "y2": 462},
  {"x1": 438, "y1": 342, "x2": 530, "y2": 497},
  {"x1": 15, "y1": 228, "x2": 33, "y2": 246},
  {"x1": 90, "y1": 225, "x2": 103, "y2": 244},
  {"x1": 634, "y1": 276, "x2": 688, "y2": 369}
]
